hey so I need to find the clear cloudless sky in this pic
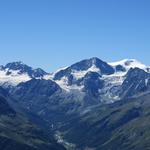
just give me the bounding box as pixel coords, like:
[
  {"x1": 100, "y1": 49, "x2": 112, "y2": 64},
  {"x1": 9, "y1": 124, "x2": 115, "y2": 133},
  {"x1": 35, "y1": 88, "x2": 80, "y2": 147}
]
[{"x1": 0, "y1": 0, "x2": 150, "y2": 72}]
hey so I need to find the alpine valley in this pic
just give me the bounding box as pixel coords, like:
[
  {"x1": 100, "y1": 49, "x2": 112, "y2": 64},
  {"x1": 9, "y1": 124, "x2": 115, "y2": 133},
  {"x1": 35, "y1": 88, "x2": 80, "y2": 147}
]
[{"x1": 0, "y1": 57, "x2": 150, "y2": 150}]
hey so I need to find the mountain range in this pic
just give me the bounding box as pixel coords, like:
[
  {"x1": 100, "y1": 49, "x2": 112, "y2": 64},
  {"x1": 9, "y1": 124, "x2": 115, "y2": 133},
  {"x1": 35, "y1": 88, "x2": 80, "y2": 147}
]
[{"x1": 0, "y1": 57, "x2": 150, "y2": 150}]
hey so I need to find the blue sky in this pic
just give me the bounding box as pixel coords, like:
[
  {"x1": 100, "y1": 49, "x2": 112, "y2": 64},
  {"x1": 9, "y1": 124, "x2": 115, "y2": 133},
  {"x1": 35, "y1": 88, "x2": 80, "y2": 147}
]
[{"x1": 0, "y1": 0, "x2": 150, "y2": 72}]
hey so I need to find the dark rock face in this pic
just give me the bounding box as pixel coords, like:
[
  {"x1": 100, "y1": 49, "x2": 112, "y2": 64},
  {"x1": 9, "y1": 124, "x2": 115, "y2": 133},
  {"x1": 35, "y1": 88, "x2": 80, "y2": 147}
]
[
  {"x1": 11, "y1": 79, "x2": 61, "y2": 113},
  {"x1": 0, "y1": 137, "x2": 36, "y2": 150},
  {"x1": 5, "y1": 62, "x2": 31, "y2": 71},
  {"x1": 0, "y1": 96, "x2": 15, "y2": 115},
  {"x1": 70, "y1": 57, "x2": 114, "y2": 74},
  {"x1": 0, "y1": 87, "x2": 9, "y2": 97},
  {"x1": 4, "y1": 62, "x2": 47, "y2": 78},
  {"x1": 119, "y1": 68, "x2": 150, "y2": 98},
  {"x1": 115, "y1": 65, "x2": 126, "y2": 72},
  {"x1": 0, "y1": 87, "x2": 15, "y2": 115},
  {"x1": 32, "y1": 68, "x2": 48, "y2": 78},
  {"x1": 54, "y1": 57, "x2": 115, "y2": 81},
  {"x1": 14, "y1": 79, "x2": 60, "y2": 97},
  {"x1": 82, "y1": 72, "x2": 103, "y2": 96}
]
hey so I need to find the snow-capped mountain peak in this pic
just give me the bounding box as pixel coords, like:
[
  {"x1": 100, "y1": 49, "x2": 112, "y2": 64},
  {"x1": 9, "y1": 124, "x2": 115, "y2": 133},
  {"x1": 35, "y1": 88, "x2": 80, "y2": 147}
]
[
  {"x1": 109, "y1": 59, "x2": 149, "y2": 72},
  {"x1": 5, "y1": 61, "x2": 24, "y2": 69},
  {"x1": 0, "y1": 58, "x2": 150, "y2": 105},
  {"x1": 4, "y1": 61, "x2": 47, "y2": 77},
  {"x1": 0, "y1": 61, "x2": 47, "y2": 87},
  {"x1": 52, "y1": 57, "x2": 114, "y2": 80},
  {"x1": 45, "y1": 58, "x2": 115, "y2": 91},
  {"x1": 43, "y1": 58, "x2": 150, "y2": 103}
]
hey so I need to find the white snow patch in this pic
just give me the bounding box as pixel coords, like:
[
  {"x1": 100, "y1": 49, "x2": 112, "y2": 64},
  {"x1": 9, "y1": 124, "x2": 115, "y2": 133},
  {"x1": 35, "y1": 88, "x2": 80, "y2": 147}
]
[
  {"x1": 43, "y1": 73, "x2": 53, "y2": 80},
  {"x1": 55, "y1": 77, "x2": 84, "y2": 91},
  {"x1": 44, "y1": 64, "x2": 101, "y2": 91},
  {"x1": 109, "y1": 59, "x2": 148, "y2": 72},
  {"x1": 145, "y1": 78, "x2": 149, "y2": 86},
  {"x1": 44, "y1": 66, "x2": 68, "y2": 80},
  {"x1": 102, "y1": 71, "x2": 127, "y2": 85},
  {"x1": 72, "y1": 64, "x2": 100, "y2": 79},
  {"x1": 0, "y1": 70, "x2": 31, "y2": 86}
]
